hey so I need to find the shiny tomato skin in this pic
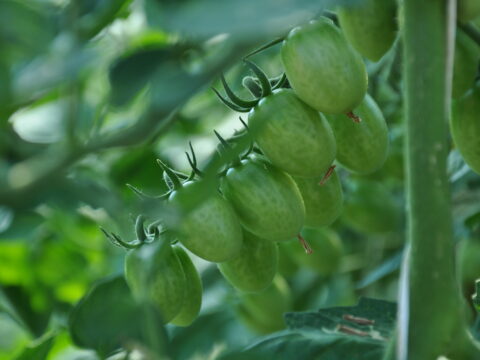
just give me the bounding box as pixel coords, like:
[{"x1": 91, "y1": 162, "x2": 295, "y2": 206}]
[
  {"x1": 281, "y1": 17, "x2": 367, "y2": 114},
  {"x1": 325, "y1": 94, "x2": 388, "y2": 175},
  {"x1": 248, "y1": 89, "x2": 336, "y2": 178},
  {"x1": 124, "y1": 241, "x2": 186, "y2": 323},
  {"x1": 218, "y1": 230, "x2": 278, "y2": 292},
  {"x1": 170, "y1": 246, "x2": 202, "y2": 327},
  {"x1": 220, "y1": 158, "x2": 305, "y2": 242},
  {"x1": 169, "y1": 181, "x2": 243, "y2": 263}
]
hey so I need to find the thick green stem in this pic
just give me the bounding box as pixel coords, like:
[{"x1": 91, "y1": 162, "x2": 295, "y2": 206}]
[{"x1": 400, "y1": 0, "x2": 480, "y2": 359}]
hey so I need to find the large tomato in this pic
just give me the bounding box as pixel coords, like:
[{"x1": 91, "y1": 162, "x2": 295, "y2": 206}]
[
  {"x1": 170, "y1": 246, "x2": 202, "y2": 327},
  {"x1": 218, "y1": 230, "x2": 278, "y2": 292},
  {"x1": 220, "y1": 157, "x2": 305, "y2": 242},
  {"x1": 169, "y1": 181, "x2": 243, "y2": 262},
  {"x1": 281, "y1": 17, "x2": 367, "y2": 114},
  {"x1": 248, "y1": 89, "x2": 336, "y2": 178},
  {"x1": 450, "y1": 84, "x2": 480, "y2": 174},
  {"x1": 337, "y1": 0, "x2": 398, "y2": 62},
  {"x1": 292, "y1": 169, "x2": 343, "y2": 228},
  {"x1": 325, "y1": 94, "x2": 388, "y2": 174},
  {"x1": 124, "y1": 240, "x2": 186, "y2": 323}
]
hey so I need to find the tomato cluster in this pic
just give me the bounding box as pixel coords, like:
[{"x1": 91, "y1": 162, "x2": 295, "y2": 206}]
[{"x1": 102, "y1": 1, "x2": 480, "y2": 332}]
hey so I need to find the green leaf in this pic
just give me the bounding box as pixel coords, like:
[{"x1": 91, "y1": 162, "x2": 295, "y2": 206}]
[
  {"x1": 68, "y1": 275, "x2": 168, "y2": 358},
  {"x1": 66, "y1": 0, "x2": 133, "y2": 39},
  {"x1": 222, "y1": 331, "x2": 385, "y2": 360},
  {"x1": 15, "y1": 332, "x2": 55, "y2": 360},
  {"x1": 108, "y1": 44, "x2": 186, "y2": 107},
  {"x1": 146, "y1": 0, "x2": 361, "y2": 40},
  {"x1": 221, "y1": 298, "x2": 395, "y2": 360},
  {"x1": 286, "y1": 298, "x2": 396, "y2": 340},
  {"x1": 356, "y1": 252, "x2": 403, "y2": 290}
]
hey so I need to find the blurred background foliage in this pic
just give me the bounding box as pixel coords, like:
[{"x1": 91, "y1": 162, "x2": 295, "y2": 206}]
[{"x1": 1, "y1": 0, "x2": 480, "y2": 359}]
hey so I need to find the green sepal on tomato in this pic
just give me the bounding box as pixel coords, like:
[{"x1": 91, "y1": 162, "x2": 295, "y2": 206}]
[
  {"x1": 450, "y1": 84, "x2": 480, "y2": 174},
  {"x1": 248, "y1": 89, "x2": 336, "y2": 178},
  {"x1": 293, "y1": 169, "x2": 343, "y2": 228},
  {"x1": 282, "y1": 228, "x2": 343, "y2": 276},
  {"x1": 124, "y1": 240, "x2": 186, "y2": 323},
  {"x1": 218, "y1": 230, "x2": 278, "y2": 293},
  {"x1": 325, "y1": 94, "x2": 389, "y2": 175},
  {"x1": 342, "y1": 179, "x2": 400, "y2": 234},
  {"x1": 281, "y1": 17, "x2": 368, "y2": 114},
  {"x1": 220, "y1": 157, "x2": 305, "y2": 242},
  {"x1": 337, "y1": 0, "x2": 398, "y2": 62},
  {"x1": 170, "y1": 246, "x2": 202, "y2": 327},
  {"x1": 168, "y1": 181, "x2": 243, "y2": 262}
]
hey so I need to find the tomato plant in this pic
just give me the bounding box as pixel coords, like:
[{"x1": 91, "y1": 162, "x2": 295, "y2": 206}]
[{"x1": 1, "y1": 1, "x2": 480, "y2": 359}]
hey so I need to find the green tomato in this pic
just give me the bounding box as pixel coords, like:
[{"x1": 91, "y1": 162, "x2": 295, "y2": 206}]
[
  {"x1": 237, "y1": 275, "x2": 292, "y2": 333},
  {"x1": 169, "y1": 181, "x2": 243, "y2": 262},
  {"x1": 458, "y1": 238, "x2": 480, "y2": 292},
  {"x1": 124, "y1": 241, "x2": 186, "y2": 323},
  {"x1": 220, "y1": 158, "x2": 305, "y2": 242},
  {"x1": 342, "y1": 179, "x2": 400, "y2": 234},
  {"x1": 337, "y1": 0, "x2": 397, "y2": 62},
  {"x1": 325, "y1": 94, "x2": 389, "y2": 174},
  {"x1": 458, "y1": 0, "x2": 480, "y2": 22},
  {"x1": 281, "y1": 17, "x2": 368, "y2": 114},
  {"x1": 218, "y1": 230, "x2": 278, "y2": 292},
  {"x1": 277, "y1": 243, "x2": 300, "y2": 278},
  {"x1": 293, "y1": 169, "x2": 343, "y2": 228},
  {"x1": 451, "y1": 84, "x2": 480, "y2": 174},
  {"x1": 170, "y1": 246, "x2": 202, "y2": 327},
  {"x1": 248, "y1": 89, "x2": 336, "y2": 178},
  {"x1": 284, "y1": 228, "x2": 343, "y2": 276},
  {"x1": 453, "y1": 31, "x2": 479, "y2": 99}
]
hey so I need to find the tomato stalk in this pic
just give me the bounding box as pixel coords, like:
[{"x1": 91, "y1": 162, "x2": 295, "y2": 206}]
[{"x1": 393, "y1": 0, "x2": 480, "y2": 358}]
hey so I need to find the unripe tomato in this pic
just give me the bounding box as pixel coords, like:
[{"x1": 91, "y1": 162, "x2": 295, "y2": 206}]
[
  {"x1": 220, "y1": 157, "x2": 305, "y2": 242},
  {"x1": 236, "y1": 275, "x2": 292, "y2": 333},
  {"x1": 169, "y1": 181, "x2": 243, "y2": 262},
  {"x1": 342, "y1": 179, "x2": 400, "y2": 234},
  {"x1": 124, "y1": 241, "x2": 186, "y2": 323},
  {"x1": 284, "y1": 228, "x2": 343, "y2": 276},
  {"x1": 458, "y1": 0, "x2": 480, "y2": 22},
  {"x1": 170, "y1": 246, "x2": 202, "y2": 327},
  {"x1": 325, "y1": 94, "x2": 389, "y2": 174},
  {"x1": 450, "y1": 84, "x2": 480, "y2": 174},
  {"x1": 337, "y1": 0, "x2": 398, "y2": 62},
  {"x1": 293, "y1": 169, "x2": 343, "y2": 228},
  {"x1": 277, "y1": 243, "x2": 299, "y2": 278},
  {"x1": 281, "y1": 17, "x2": 368, "y2": 114},
  {"x1": 453, "y1": 32, "x2": 479, "y2": 99},
  {"x1": 458, "y1": 238, "x2": 480, "y2": 296},
  {"x1": 248, "y1": 89, "x2": 336, "y2": 178},
  {"x1": 218, "y1": 230, "x2": 278, "y2": 292}
]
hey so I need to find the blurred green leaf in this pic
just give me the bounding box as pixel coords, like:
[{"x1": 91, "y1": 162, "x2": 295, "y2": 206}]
[
  {"x1": 146, "y1": 0, "x2": 361, "y2": 40},
  {"x1": 356, "y1": 251, "x2": 403, "y2": 290},
  {"x1": 221, "y1": 330, "x2": 385, "y2": 360},
  {"x1": 15, "y1": 332, "x2": 55, "y2": 360},
  {"x1": 66, "y1": 0, "x2": 133, "y2": 39},
  {"x1": 69, "y1": 275, "x2": 168, "y2": 358},
  {"x1": 109, "y1": 44, "x2": 185, "y2": 107}
]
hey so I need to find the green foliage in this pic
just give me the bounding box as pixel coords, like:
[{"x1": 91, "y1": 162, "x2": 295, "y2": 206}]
[{"x1": 69, "y1": 276, "x2": 168, "y2": 358}]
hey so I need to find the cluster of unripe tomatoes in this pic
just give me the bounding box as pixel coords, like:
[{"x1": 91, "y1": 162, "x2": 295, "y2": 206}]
[{"x1": 103, "y1": 0, "x2": 480, "y2": 332}]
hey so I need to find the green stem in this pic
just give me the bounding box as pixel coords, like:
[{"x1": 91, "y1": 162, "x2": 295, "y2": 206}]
[{"x1": 400, "y1": 0, "x2": 480, "y2": 359}]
